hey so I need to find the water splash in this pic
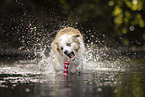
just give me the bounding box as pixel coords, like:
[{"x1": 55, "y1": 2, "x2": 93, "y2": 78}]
[
  {"x1": 16, "y1": 25, "x2": 128, "y2": 75},
  {"x1": 0, "y1": 27, "x2": 129, "y2": 89},
  {"x1": 31, "y1": 43, "x2": 127, "y2": 74}
]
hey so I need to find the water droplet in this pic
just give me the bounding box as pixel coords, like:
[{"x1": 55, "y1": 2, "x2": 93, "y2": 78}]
[
  {"x1": 129, "y1": 26, "x2": 135, "y2": 31},
  {"x1": 25, "y1": 88, "x2": 30, "y2": 92},
  {"x1": 97, "y1": 88, "x2": 102, "y2": 92}
]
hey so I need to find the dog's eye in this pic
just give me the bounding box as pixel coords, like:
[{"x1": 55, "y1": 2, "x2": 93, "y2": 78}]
[
  {"x1": 61, "y1": 47, "x2": 63, "y2": 50},
  {"x1": 66, "y1": 43, "x2": 71, "y2": 46}
]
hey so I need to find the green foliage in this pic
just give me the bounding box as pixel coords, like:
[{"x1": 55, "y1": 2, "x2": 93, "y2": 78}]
[
  {"x1": 112, "y1": 0, "x2": 145, "y2": 28},
  {"x1": 59, "y1": 0, "x2": 145, "y2": 47},
  {"x1": 0, "y1": 0, "x2": 145, "y2": 48}
]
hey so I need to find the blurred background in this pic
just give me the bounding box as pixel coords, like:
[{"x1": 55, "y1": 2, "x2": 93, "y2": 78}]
[
  {"x1": 0, "y1": 0, "x2": 145, "y2": 60},
  {"x1": 0, "y1": 1, "x2": 145, "y2": 97}
]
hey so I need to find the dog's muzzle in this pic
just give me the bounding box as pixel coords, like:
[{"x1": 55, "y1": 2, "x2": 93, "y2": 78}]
[{"x1": 64, "y1": 51, "x2": 75, "y2": 61}]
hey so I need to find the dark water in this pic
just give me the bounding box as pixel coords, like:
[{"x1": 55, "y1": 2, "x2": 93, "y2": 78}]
[
  {"x1": 0, "y1": 52, "x2": 144, "y2": 97},
  {"x1": 0, "y1": 0, "x2": 145, "y2": 97}
]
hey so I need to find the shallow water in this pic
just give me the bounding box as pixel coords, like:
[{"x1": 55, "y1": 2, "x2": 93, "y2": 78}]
[
  {"x1": 0, "y1": 50, "x2": 144, "y2": 97},
  {"x1": 0, "y1": 0, "x2": 145, "y2": 96}
]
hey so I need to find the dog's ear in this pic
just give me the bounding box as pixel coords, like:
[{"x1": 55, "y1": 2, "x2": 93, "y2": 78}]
[
  {"x1": 73, "y1": 34, "x2": 81, "y2": 38},
  {"x1": 74, "y1": 34, "x2": 80, "y2": 38},
  {"x1": 52, "y1": 41, "x2": 59, "y2": 51},
  {"x1": 72, "y1": 34, "x2": 82, "y2": 44}
]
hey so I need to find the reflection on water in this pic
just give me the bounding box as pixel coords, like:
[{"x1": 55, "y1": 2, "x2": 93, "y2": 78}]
[
  {"x1": 0, "y1": 38, "x2": 144, "y2": 97},
  {"x1": 0, "y1": 56, "x2": 144, "y2": 97},
  {"x1": 0, "y1": 0, "x2": 144, "y2": 96}
]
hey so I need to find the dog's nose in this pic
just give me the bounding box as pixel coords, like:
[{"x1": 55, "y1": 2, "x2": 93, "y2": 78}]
[{"x1": 64, "y1": 50, "x2": 68, "y2": 55}]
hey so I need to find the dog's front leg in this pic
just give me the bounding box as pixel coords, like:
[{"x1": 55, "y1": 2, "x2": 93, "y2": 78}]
[
  {"x1": 55, "y1": 54, "x2": 65, "y2": 71},
  {"x1": 77, "y1": 58, "x2": 83, "y2": 74}
]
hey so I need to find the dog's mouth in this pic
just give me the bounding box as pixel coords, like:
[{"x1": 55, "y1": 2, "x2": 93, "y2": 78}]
[{"x1": 66, "y1": 51, "x2": 75, "y2": 61}]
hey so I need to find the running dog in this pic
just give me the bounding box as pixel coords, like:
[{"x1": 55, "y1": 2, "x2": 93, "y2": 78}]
[{"x1": 51, "y1": 27, "x2": 85, "y2": 73}]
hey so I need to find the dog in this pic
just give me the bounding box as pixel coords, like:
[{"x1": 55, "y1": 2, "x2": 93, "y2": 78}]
[{"x1": 51, "y1": 27, "x2": 85, "y2": 73}]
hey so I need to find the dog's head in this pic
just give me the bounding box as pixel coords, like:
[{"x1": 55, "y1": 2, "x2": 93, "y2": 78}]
[{"x1": 55, "y1": 34, "x2": 81, "y2": 61}]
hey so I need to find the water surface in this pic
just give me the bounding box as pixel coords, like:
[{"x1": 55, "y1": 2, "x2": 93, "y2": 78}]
[{"x1": 0, "y1": 50, "x2": 144, "y2": 97}]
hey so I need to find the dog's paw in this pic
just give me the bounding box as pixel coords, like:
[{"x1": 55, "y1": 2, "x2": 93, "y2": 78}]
[
  {"x1": 70, "y1": 68, "x2": 81, "y2": 74},
  {"x1": 76, "y1": 70, "x2": 81, "y2": 74}
]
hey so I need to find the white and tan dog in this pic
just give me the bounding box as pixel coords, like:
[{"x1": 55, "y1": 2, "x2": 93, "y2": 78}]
[{"x1": 51, "y1": 27, "x2": 85, "y2": 73}]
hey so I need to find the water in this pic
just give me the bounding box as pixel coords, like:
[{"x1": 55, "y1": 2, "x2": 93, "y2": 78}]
[
  {"x1": 0, "y1": 23, "x2": 145, "y2": 97},
  {"x1": 0, "y1": 0, "x2": 145, "y2": 96},
  {"x1": 0, "y1": 45, "x2": 144, "y2": 97}
]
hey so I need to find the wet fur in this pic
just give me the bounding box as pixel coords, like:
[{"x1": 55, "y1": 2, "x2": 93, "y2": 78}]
[{"x1": 51, "y1": 27, "x2": 85, "y2": 73}]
